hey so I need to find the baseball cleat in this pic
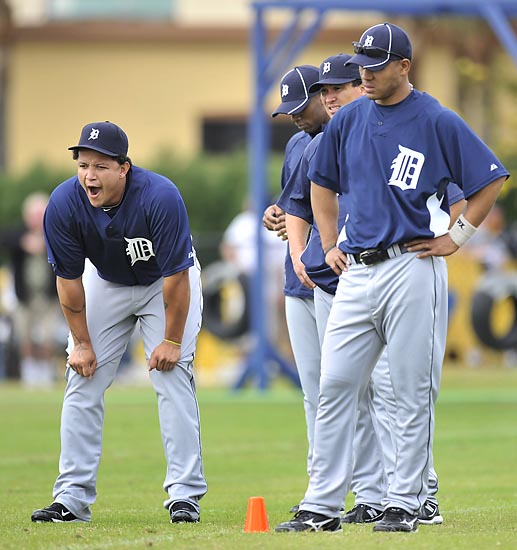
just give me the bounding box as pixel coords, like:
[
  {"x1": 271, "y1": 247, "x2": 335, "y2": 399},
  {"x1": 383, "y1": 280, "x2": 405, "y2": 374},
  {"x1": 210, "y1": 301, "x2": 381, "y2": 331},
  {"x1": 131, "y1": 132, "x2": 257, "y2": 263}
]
[
  {"x1": 341, "y1": 503, "x2": 384, "y2": 523},
  {"x1": 418, "y1": 500, "x2": 443, "y2": 524},
  {"x1": 169, "y1": 501, "x2": 200, "y2": 523},
  {"x1": 275, "y1": 510, "x2": 342, "y2": 532},
  {"x1": 31, "y1": 502, "x2": 84, "y2": 523},
  {"x1": 373, "y1": 507, "x2": 418, "y2": 532}
]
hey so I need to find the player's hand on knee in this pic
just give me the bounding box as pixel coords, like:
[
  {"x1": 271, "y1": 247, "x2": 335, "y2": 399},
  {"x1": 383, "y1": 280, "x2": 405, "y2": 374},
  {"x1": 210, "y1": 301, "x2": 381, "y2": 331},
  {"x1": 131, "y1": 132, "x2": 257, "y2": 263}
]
[
  {"x1": 148, "y1": 340, "x2": 181, "y2": 372},
  {"x1": 405, "y1": 234, "x2": 459, "y2": 258},
  {"x1": 325, "y1": 247, "x2": 349, "y2": 275},
  {"x1": 68, "y1": 344, "x2": 97, "y2": 379}
]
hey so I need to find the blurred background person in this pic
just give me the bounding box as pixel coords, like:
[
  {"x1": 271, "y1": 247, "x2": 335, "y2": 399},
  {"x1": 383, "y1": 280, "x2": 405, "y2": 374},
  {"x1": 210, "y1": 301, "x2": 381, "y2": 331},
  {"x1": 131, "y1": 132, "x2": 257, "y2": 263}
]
[
  {"x1": 0, "y1": 192, "x2": 63, "y2": 385},
  {"x1": 219, "y1": 197, "x2": 288, "y2": 356},
  {"x1": 462, "y1": 203, "x2": 511, "y2": 273},
  {"x1": 459, "y1": 203, "x2": 517, "y2": 367}
]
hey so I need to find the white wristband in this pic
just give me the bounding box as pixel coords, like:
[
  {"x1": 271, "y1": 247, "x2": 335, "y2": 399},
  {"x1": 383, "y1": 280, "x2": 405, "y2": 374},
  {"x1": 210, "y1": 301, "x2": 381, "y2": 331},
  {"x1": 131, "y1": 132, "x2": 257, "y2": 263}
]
[{"x1": 448, "y1": 214, "x2": 477, "y2": 247}]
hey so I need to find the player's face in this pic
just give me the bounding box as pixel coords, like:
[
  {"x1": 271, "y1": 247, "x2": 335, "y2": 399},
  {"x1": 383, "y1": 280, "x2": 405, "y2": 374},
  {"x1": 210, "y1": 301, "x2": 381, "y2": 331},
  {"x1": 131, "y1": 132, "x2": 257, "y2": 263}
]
[
  {"x1": 290, "y1": 95, "x2": 329, "y2": 133},
  {"x1": 319, "y1": 82, "x2": 364, "y2": 117},
  {"x1": 76, "y1": 150, "x2": 130, "y2": 208},
  {"x1": 359, "y1": 59, "x2": 411, "y2": 105}
]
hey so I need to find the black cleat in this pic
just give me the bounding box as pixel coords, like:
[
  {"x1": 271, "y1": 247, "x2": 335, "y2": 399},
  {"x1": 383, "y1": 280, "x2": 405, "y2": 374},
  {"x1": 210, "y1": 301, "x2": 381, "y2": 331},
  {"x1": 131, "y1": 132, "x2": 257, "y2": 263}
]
[
  {"x1": 169, "y1": 501, "x2": 200, "y2": 523},
  {"x1": 418, "y1": 500, "x2": 443, "y2": 524},
  {"x1": 31, "y1": 502, "x2": 83, "y2": 523},
  {"x1": 373, "y1": 507, "x2": 418, "y2": 532},
  {"x1": 341, "y1": 503, "x2": 384, "y2": 523},
  {"x1": 276, "y1": 510, "x2": 342, "y2": 532}
]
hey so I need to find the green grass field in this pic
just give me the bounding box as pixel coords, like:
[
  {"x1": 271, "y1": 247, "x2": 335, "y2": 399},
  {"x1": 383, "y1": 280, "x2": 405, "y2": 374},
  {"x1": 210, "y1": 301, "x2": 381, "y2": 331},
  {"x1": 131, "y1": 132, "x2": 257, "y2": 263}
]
[{"x1": 1, "y1": 366, "x2": 516, "y2": 550}]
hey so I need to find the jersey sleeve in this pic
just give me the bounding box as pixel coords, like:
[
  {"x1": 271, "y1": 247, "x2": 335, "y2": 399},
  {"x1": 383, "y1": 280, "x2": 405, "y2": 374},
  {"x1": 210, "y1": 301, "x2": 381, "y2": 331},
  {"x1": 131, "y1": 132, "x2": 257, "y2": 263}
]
[
  {"x1": 145, "y1": 178, "x2": 194, "y2": 277},
  {"x1": 447, "y1": 182, "x2": 464, "y2": 206},
  {"x1": 280, "y1": 134, "x2": 299, "y2": 190},
  {"x1": 436, "y1": 109, "x2": 509, "y2": 197},
  {"x1": 277, "y1": 140, "x2": 320, "y2": 224},
  {"x1": 43, "y1": 187, "x2": 85, "y2": 279},
  {"x1": 307, "y1": 116, "x2": 342, "y2": 193}
]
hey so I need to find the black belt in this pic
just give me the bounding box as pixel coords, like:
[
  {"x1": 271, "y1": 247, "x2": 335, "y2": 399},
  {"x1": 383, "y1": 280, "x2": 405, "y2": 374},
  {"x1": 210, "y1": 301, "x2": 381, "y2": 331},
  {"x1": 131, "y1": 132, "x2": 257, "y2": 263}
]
[{"x1": 347, "y1": 244, "x2": 408, "y2": 266}]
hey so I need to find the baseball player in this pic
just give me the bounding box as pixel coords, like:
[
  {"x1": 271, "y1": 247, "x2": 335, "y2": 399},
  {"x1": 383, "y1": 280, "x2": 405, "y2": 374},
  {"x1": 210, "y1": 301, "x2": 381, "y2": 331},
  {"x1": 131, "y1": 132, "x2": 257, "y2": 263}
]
[
  {"x1": 263, "y1": 66, "x2": 329, "y2": 486},
  {"x1": 276, "y1": 55, "x2": 391, "y2": 520},
  {"x1": 31, "y1": 121, "x2": 207, "y2": 524},
  {"x1": 276, "y1": 22, "x2": 508, "y2": 533},
  {"x1": 277, "y1": 54, "x2": 465, "y2": 525}
]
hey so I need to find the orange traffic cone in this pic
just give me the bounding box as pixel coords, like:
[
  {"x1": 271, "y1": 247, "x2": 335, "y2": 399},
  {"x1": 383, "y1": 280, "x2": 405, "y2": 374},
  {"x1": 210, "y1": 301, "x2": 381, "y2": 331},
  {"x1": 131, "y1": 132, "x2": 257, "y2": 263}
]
[{"x1": 243, "y1": 496, "x2": 270, "y2": 532}]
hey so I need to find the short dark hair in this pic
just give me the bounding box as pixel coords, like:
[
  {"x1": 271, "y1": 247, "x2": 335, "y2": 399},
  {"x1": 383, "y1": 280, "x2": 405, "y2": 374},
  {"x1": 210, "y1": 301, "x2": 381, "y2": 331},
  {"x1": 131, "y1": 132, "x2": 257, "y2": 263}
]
[
  {"x1": 351, "y1": 79, "x2": 363, "y2": 88},
  {"x1": 72, "y1": 149, "x2": 132, "y2": 166}
]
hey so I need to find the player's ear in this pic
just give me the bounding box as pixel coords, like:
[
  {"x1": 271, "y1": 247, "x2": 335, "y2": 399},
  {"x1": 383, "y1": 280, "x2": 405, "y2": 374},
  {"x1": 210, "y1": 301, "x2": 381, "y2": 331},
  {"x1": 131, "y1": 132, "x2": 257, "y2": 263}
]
[
  {"x1": 399, "y1": 58, "x2": 411, "y2": 76},
  {"x1": 119, "y1": 161, "x2": 130, "y2": 178}
]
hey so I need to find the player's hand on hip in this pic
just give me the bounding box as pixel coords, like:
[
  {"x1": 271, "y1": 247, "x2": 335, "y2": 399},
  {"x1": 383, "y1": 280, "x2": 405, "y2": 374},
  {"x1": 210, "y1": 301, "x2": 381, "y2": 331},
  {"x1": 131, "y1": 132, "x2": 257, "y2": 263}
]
[
  {"x1": 148, "y1": 340, "x2": 181, "y2": 372},
  {"x1": 405, "y1": 234, "x2": 459, "y2": 258},
  {"x1": 68, "y1": 343, "x2": 97, "y2": 379},
  {"x1": 325, "y1": 247, "x2": 349, "y2": 275}
]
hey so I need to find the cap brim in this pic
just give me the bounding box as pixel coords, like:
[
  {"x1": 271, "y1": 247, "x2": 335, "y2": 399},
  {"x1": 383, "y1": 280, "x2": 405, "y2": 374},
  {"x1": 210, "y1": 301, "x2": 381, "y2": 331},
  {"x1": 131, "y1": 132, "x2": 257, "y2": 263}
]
[
  {"x1": 346, "y1": 53, "x2": 390, "y2": 72},
  {"x1": 68, "y1": 145, "x2": 120, "y2": 156},
  {"x1": 308, "y1": 77, "x2": 359, "y2": 93},
  {"x1": 271, "y1": 97, "x2": 311, "y2": 118}
]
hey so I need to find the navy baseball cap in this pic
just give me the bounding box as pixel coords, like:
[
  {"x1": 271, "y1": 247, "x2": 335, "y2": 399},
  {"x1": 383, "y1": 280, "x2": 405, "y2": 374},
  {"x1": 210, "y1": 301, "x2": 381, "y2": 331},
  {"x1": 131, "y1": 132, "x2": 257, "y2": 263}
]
[
  {"x1": 271, "y1": 65, "x2": 320, "y2": 117},
  {"x1": 68, "y1": 121, "x2": 129, "y2": 157},
  {"x1": 308, "y1": 54, "x2": 360, "y2": 93},
  {"x1": 347, "y1": 22, "x2": 412, "y2": 72}
]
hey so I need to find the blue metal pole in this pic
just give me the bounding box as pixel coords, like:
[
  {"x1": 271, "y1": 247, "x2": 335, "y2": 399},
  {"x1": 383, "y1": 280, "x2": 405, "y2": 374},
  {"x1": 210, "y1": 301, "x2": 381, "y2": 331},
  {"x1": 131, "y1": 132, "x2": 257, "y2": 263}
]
[
  {"x1": 248, "y1": 6, "x2": 270, "y2": 389},
  {"x1": 478, "y1": 2, "x2": 517, "y2": 66},
  {"x1": 238, "y1": 3, "x2": 326, "y2": 390}
]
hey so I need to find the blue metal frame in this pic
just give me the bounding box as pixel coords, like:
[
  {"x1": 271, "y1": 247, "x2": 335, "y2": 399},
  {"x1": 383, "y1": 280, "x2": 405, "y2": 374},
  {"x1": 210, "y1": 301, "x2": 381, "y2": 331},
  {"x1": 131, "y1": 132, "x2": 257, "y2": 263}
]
[{"x1": 242, "y1": 0, "x2": 517, "y2": 389}]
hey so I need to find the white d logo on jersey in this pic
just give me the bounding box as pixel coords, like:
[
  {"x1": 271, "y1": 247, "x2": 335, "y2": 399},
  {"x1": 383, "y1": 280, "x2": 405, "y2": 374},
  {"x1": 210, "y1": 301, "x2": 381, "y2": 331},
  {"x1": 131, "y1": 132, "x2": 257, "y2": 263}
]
[
  {"x1": 388, "y1": 145, "x2": 425, "y2": 191},
  {"x1": 125, "y1": 237, "x2": 155, "y2": 266}
]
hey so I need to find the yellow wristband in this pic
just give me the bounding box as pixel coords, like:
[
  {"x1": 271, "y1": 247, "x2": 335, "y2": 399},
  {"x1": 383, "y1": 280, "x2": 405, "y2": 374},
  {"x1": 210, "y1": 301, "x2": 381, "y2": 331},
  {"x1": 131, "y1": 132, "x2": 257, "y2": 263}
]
[{"x1": 164, "y1": 338, "x2": 181, "y2": 347}]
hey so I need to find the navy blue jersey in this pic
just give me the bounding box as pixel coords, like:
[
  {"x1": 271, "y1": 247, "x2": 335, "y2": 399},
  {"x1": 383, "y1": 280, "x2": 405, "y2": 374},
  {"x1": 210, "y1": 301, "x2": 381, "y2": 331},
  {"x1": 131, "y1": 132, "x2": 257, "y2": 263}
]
[
  {"x1": 281, "y1": 130, "x2": 314, "y2": 298},
  {"x1": 44, "y1": 165, "x2": 194, "y2": 285},
  {"x1": 283, "y1": 124, "x2": 468, "y2": 294},
  {"x1": 308, "y1": 90, "x2": 509, "y2": 254},
  {"x1": 279, "y1": 132, "x2": 341, "y2": 295},
  {"x1": 303, "y1": 182, "x2": 465, "y2": 295},
  {"x1": 447, "y1": 182, "x2": 464, "y2": 207},
  {"x1": 277, "y1": 131, "x2": 325, "y2": 225}
]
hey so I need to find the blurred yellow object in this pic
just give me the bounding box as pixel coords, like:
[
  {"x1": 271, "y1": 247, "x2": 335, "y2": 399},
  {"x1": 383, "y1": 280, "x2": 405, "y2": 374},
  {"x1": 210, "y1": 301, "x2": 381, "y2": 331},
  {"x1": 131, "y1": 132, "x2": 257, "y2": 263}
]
[
  {"x1": 446, "y1": 251, "x2": 516, "y2": 367},
  {"x1": 194, "y1": 329, "x2": 243, "y2": 387}
]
